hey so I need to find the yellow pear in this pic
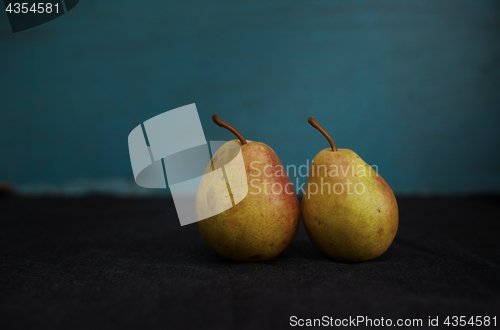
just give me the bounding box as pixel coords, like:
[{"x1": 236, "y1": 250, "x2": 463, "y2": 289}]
[
  {"x1": 302, "y1": 117, "x2": 398, "y2": 262},
  {"x1": 196, "y1": 115, "x2": 300, "y2": 261}
]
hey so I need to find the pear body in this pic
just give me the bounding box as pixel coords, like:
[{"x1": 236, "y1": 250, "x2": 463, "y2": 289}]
[
  {"x1": 197, "y1": 140, "x2": 300, "y2": 261},
  {"x1": 302, "y1": 148, "x2": 398, "y2": 262}
]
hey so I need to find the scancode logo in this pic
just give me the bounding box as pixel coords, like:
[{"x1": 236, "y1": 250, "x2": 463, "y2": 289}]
[
  {"x1": 3, "y1": 0, "x2": 79, "y2": 33},
  {"x1": 127, "y1": 104, "x2": 248, "y2": 226}
]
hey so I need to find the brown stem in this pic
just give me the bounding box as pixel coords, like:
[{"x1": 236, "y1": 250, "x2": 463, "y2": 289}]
[
  {"x1": 308, "y1": 117, "x2": 337, "y2": 151},
  {"x1": 212, "y1": 115, "x2": 247, "y2": 145}
]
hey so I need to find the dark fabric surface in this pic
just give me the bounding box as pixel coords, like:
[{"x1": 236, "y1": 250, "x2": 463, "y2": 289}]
[{"x1": 0, "y1": 196, "x2": 499, "y2": 329}]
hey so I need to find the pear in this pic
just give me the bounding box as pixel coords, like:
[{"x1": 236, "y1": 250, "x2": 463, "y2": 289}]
[
  {"x1": 196, "y1": 115, "x2": 301, "y2": 262},
  {"x1": 302, "y1": 117, "x2": 398, "y2": 262}
]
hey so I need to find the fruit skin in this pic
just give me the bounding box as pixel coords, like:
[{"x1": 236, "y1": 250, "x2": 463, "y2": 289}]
[
  {"x1": 302, "y1": 148, "x2": 398, "y2": 262},
  {"x1": 197, "y1": 140, "x2": 300, "y2": 262}
]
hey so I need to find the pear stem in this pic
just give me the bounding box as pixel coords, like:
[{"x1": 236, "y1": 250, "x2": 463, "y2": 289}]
[
  {"x1": 308, "y1": 117, "x2": 337, "y2": 152},
  {"x1": 212, "y1": 114, "x2": 247, "y2": 145}
]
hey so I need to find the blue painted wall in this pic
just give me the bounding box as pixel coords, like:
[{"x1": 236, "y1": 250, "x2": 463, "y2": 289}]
[{"x1": 1, "y1": 0, "x2": 499, "y2": 195}]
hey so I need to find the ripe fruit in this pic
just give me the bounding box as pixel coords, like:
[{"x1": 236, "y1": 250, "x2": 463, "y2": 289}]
[
  {"x1": 196, "y1": 115, "x2": 301, "y2": 261},
  {"x1": 302, "y1": 117, "x2": 398, "y2": 262}
]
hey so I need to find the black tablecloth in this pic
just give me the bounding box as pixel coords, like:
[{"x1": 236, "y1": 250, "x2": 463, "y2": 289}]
[{"x1": 1, "y1": 196, "x2": 499, "y2": 329}]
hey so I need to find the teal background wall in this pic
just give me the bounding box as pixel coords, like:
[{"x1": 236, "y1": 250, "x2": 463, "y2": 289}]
[{"x1": 1, "y1": 0, "x2": 499, "y2": 195}]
